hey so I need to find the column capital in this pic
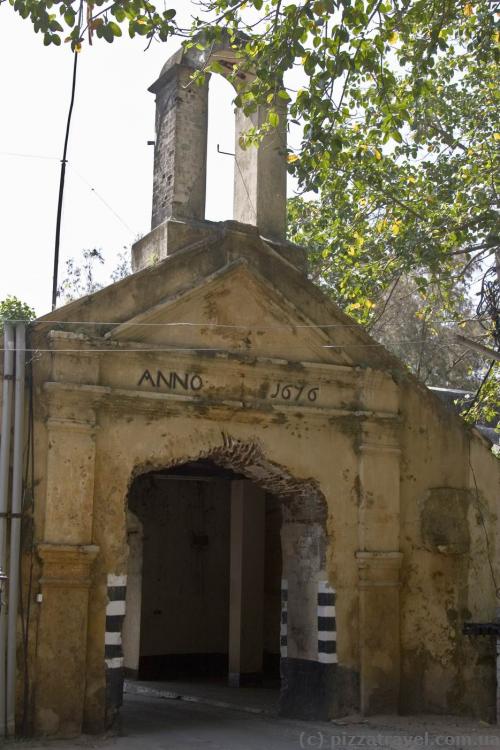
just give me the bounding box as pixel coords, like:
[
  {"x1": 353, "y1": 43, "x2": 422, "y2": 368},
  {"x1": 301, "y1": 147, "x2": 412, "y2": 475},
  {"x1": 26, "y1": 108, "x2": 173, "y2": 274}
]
[
  {"x1": 44, "y1": 381, "x2": 108, "y2": 414},
  {"x1": 359, "y1": 418, "x2": 401, "y2": 454},
  {"x1": 38, "y1": 543, "x2": 99, "y2": 588},
  {"x1": 356, "y1": 551, "x2": 403, "y2": 588}
]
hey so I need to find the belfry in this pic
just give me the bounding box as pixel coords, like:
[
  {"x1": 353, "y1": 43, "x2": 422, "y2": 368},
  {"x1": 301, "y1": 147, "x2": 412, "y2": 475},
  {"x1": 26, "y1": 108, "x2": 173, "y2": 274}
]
[{"x1": 0, "y1": 36, "x2": 499, "y2": 739}]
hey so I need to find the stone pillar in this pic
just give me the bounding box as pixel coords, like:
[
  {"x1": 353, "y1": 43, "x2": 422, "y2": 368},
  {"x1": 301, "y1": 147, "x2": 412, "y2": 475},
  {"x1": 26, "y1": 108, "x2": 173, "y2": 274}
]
[
  {"x1": 149, "y1": 63, "x2": 209, "y2": 229},
  {"x1": 34, "y1": 408, "x2": 99, "y2": 736},
  {"x1": 234, "y1": 104, "x2": 287, "y2": 242},
  {"x1": 122, "y1": 512, "x2": 143, "y2": 678},
  {"x1": 35, "y1": 544, "x2": 98, "y2": 737},
  {"x1": 357, "y1": 420, "x2": 402, "y2": 714},
  {"x1": 228, "y1": 480, "x2": 265, "y2": 686},
  {"x1": 279, "y1": 508, "x2": 338, "y2": 720}
]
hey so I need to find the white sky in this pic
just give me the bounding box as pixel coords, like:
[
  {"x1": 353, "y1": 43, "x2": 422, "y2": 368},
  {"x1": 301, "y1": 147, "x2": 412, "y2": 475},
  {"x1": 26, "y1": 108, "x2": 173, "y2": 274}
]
[{"x1": 0, "y1": 2, "x2": 300, "y2": 316}]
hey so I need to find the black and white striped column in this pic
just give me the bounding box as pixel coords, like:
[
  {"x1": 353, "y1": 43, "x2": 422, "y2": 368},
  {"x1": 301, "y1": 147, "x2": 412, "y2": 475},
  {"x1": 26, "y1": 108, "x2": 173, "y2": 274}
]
[
  {"x1": 317, "y1": 581, "x2": 337, "y2": 664},
  {"x1": 105, "y1": 574, "x2": 127, "y2": 718},
  {"x1": 280, "y1": 579, "x2": 288, "y2": 658},
  {"x1": 105, "y1": 574, "x2": 127, "y2": 668}
]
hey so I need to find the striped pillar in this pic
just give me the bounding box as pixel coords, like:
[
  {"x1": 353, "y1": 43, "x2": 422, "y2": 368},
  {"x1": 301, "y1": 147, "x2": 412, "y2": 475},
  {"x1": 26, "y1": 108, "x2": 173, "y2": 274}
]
[
  {"x1": 318, "y1": 581, "x2": 337, "y2": 665},
  {"x1": 105, "y1": 574, "x2": 127, "y2": 723}
]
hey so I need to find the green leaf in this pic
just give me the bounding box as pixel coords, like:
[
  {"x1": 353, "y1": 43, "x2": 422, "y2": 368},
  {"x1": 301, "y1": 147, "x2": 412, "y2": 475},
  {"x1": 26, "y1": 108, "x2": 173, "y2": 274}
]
[
  {"x1": 108, "y1": 21, "x2": 122, "y2": 36},
  {"x1": 268, "y1": 110, "x2": 280, "y2": 127}
]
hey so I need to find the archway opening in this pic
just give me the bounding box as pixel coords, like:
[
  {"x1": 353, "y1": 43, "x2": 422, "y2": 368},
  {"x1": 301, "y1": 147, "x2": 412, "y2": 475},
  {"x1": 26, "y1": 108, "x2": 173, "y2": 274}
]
[
  {"x1": 205, "y1": 75, "x2": 235, "y2": 223},
  {"x1": 121, "y1": 458, "x2": 283, "y2": 711}
]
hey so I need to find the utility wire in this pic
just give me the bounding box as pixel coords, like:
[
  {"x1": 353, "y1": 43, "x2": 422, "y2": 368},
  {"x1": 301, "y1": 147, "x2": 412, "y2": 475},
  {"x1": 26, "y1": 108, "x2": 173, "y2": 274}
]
[
  {"x1": 469, "y1": 456, "x2": 500, "y2": 600},
  {"x1": 51, "y1": 4, "x2": 83, "y2": 312},
  {"x1": 0, "y1": 340, "x2": 479, "y2": 354},
  {"x1": 2, "y1": 318, "x2": 489, "y2": 329},
  {"x1": 69, "y1": 166, "x2": 136, "y2": 236},
  {"x1": 0, "y1": 151, "x2": 59, "y2": 161},
  {"x1": 0, "y1": 152, "x2": 136, "y2": 237}
]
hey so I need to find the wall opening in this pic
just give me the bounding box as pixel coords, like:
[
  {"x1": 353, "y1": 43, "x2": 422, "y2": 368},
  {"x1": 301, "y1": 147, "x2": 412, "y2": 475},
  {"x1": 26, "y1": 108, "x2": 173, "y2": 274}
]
[
  {"x1": 205, "y1": 75, "x2": 235, "y2": 222},
  {"x1": 123, "y1": 459, "x2": 282, "y2": 691},
  {"x1": 109, "y1": 437, "x2": 334, "y2": 722}
]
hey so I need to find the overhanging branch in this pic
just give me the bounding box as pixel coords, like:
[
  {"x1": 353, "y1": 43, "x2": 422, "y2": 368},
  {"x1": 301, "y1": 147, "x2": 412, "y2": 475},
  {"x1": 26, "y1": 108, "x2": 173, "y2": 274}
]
[{"x1": 454, "y1": 334, "x2": 500, "y2": 363}]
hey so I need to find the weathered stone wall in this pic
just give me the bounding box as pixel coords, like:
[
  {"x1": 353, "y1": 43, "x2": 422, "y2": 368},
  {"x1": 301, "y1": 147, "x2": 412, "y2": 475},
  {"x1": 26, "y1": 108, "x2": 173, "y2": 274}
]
[
  {"x1": 399, "y1": 381, "x2": 499, "y2": 720},
  {"x1": 4, "y1": 223, "x2": 497, "y2": 737},
  {"x1": 150, "y1": 64, "x2": 209, "y2": 228}
]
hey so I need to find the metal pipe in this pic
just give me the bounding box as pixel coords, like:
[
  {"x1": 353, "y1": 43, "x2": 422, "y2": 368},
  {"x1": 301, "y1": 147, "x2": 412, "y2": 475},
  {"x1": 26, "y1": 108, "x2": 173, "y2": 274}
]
[
  {"x1": 6, "y1": 323, "x2": 26, "y2": 735},
  {"x1": 0, "y1": 322, "x2": 15, "y2": 736}
]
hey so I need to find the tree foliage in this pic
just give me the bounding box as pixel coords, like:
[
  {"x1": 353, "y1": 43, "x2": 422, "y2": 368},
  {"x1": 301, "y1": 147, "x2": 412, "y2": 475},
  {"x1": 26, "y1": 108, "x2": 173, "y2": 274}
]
[
  {"x1": 58, "y1": 248, "x2": 131, "y2": 302},
  {"x1": 367, "y1": 277, "x2": 484, "y2": 388},
  {"x1": 0, "y1": 296, "x2": 36, "y2": 333},
  {"x1": 58, "y1": 247, "x2": 105, "y2": 301},
  {"x1": 6, "y1": 0, "x2": 499, "y2": 421}
]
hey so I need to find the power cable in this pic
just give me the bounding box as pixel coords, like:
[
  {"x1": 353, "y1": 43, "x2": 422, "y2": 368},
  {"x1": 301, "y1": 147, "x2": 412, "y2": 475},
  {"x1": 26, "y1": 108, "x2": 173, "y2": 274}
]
[
  {"x1": 69, "y1": 166, "x2": 136, "y2": 236},
  {"x1": 0, "y1": 151, "x2": 59, "y2": 161},
  {"x1": 2, "y1": 318, "x2": 489, "y2": 329},
  {"x1": 0, "y1": 339, "x2": 480, "y2": 354},
  {"x1": 51, "y1": 1, "x2": 83, "y2": 312},
  {"x1": 0, "y1": 152, "x2": 137, "y2": 238},
  {"x1": 468, "y1": 456, "x2": 500, "y2": 600}
]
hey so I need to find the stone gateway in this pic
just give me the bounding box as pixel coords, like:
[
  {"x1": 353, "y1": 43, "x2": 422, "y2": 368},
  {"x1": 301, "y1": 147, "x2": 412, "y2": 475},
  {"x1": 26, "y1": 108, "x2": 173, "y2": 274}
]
[{"x1": 0, "y1": 38, "x2": 499, "y2": 738}]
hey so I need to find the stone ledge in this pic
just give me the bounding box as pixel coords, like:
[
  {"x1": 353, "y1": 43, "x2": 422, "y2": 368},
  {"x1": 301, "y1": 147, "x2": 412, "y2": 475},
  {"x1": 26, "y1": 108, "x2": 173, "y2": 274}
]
[{"x1": 131, "y1": 217, "x2": 307, "y2": 274}]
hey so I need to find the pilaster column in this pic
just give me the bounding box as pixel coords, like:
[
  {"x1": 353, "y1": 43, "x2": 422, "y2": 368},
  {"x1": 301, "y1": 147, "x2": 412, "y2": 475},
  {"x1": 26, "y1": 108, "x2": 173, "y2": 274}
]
[
  {"x1": 149, "y1": 63, "x2": 209, "y2": 228},
  {"x1": 35, "y1": 392, "x2": 100, "y2": 736},
  {"x1": 357, "y1": 419, "x2": 402, "y2": 714},
  {"x1": 234, "y1": 103, "x2": 287, "y2": 242},
  {"x1": 356, "y1": 550, "x2": 403, "y2": 714},
  {"x1": 34, "y1": 544, "x2": 98, "y2": 737},
  {"x1": 44, "y1": 417, "x2": 97, "y2": 545}
]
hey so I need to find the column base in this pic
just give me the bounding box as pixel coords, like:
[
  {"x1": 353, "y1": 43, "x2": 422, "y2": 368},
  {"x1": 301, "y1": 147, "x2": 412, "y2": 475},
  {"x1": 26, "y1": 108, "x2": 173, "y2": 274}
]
[
  {"x1": 356, "y1": 551, "x2": 403, "y2": 715},
  {"x1": 34, "y1": 544, "x2": 99, "y2": 737},
  {"x1": 228, "y1": 672, "x2": 263, "y2": 688},
  {"x1": 279, "y1": 658, "x2": 359, "y2": 720}
]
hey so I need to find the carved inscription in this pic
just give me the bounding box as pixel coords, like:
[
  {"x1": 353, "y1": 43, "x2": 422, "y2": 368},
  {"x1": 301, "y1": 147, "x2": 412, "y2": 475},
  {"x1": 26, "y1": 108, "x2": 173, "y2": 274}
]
[
  {"x1": 138, "y1": 369, "x2": 203, "y2": 391},
  {"x1": 269, "y1": 382, "x2": 319, "y2": 402},
  {"x1": 137, "y1": 370, "x2": 321, "y2": 404}
]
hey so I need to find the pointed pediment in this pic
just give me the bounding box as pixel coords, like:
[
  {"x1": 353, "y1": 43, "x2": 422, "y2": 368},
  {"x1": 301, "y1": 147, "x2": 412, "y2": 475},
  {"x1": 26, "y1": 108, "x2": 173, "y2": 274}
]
[{"x1": 105, "y1": 259, "x2": 352, "y2": 366}]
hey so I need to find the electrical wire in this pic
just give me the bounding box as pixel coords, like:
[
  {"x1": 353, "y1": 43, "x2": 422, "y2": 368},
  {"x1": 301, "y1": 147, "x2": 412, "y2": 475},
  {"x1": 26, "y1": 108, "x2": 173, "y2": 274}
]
[
  {"x1": 0, "y1": 151, "x2": 137, "y2": 237},
  {"x1": 0, "y1": 151, "x2": 59, "y2": 161},
  {"x1": 468, "y1": 455, "x2": 500, "y2": 600},
  {"x1": 68, "y1": 166, "x2": 136, "y2": 236},
  {"x1": 52, "y1": 22, "x2": 82, "y2": 312},
  {"x1": 0, "y1": 339, "x2": 479, "y2": 355},
  {"x1": 2, "y1": 317, "x2": 489, "y2": 329}
]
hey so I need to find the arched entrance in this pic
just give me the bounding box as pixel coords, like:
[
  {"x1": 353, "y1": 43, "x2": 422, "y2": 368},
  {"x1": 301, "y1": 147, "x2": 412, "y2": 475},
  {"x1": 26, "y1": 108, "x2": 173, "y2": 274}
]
[
  {"x1": 108, "y1": 437, "x2": 334, "y2": 723},
  {"x1": 125, "y1": 462, "x2": 282, "y2": 688}
]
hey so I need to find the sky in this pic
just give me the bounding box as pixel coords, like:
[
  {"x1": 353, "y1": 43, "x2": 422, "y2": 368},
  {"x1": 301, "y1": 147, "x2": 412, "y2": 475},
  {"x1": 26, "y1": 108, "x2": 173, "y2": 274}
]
[{"x1": 0, "y1": 2, "x2": 301, "y2": 316}]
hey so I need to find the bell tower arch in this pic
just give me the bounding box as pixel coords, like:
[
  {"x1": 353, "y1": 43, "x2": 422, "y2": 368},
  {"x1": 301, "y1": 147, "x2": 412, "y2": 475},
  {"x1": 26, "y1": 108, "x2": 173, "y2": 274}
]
[{"x1": 148, "y1": 35, "x2": 287, "y2": 242}]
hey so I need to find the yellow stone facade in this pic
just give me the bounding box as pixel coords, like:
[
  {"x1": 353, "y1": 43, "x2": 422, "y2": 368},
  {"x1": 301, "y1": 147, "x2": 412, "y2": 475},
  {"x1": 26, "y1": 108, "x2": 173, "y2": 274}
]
[
  {"x1": 1, "y1": 39, "x2": 499, "y2": 738},
  {"x1": 10, "y1": 220, "x2": 496, "y2": 736}
]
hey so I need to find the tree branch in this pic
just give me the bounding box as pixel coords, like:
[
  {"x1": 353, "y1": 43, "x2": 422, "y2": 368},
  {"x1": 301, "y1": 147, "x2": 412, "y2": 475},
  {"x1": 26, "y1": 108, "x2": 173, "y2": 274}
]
[{"x1": 454, "y1": 334, "x2": 500, "y2": 362}]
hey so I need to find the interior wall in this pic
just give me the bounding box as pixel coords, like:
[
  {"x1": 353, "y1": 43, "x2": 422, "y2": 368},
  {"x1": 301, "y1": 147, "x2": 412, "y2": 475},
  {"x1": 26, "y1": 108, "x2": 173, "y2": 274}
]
[
  {"x1": 126, "y1": 471, "x2": 283, "y2": 681},
  {"x1": 130, "y1": 476, "x2": 230, "y2": 677}
]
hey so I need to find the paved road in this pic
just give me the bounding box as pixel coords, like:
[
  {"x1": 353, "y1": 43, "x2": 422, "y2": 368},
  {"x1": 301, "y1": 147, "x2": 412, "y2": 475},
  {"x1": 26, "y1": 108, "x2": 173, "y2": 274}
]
[{"x1": 6, "y1": 693, "x2": 500, "y2": 749}]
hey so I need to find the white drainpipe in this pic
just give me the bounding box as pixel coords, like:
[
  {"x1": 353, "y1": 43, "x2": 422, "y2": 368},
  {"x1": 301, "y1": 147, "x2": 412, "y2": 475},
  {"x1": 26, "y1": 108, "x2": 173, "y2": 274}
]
[
  {"x1": 6, "y1": 323, "x2": 26, "y2": 735},
  {"x1": 0, "y1": 322, "x2": 15, "y2": 736}
]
